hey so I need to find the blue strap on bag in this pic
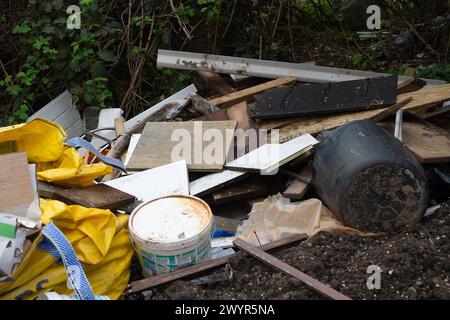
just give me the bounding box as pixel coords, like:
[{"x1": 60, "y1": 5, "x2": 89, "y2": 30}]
[
  {"x1": 65, "y1": 137, "x2": 127, "y2": 173},
  {"x1": 39, "y1": 223, "x2": 95, "y2": 300}
]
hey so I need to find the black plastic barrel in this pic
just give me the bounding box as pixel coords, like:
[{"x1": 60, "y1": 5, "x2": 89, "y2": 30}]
[{"x1": 312, "y1": 120, "x2": 428, "y2": 232}]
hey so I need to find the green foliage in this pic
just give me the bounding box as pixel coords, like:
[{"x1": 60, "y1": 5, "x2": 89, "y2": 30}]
[
  {"x1": 418, "y1": 65, "x2": 450, "y2": 82},
  {"x1": 0, "y1": 0, "x2": 121, "y2": 124}
]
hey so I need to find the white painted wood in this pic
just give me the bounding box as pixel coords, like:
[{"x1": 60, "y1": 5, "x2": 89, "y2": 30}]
[
  {"x1": 225, "y1": 134, "x2": 318, "y2": 174},
  {"x1": 157, "y1": 50, "x2": 412, "y2": 87},
  {"x1": 189, "y1": 170, "x2": 246, "y2": 196},
  {"x1": 103, "y1": 160, "x2": 189, "y2": 202}
]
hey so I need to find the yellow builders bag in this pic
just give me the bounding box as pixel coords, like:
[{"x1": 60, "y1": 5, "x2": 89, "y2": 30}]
[
  {"x1": 0, "y1": 199, "x2": 133, "y2": 300},
  {"x1": 0, "y1": 118, "x2": 112, "y2": 187}
]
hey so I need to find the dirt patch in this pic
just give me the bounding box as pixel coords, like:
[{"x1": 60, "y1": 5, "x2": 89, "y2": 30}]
[{"x1": 152, "y1": 202, "x2": 450, "y2": 300}]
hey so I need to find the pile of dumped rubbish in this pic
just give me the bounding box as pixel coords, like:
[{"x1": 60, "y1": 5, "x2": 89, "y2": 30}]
[{"x1": 1, "y1": 50, "x2": 449, "y2": 300}]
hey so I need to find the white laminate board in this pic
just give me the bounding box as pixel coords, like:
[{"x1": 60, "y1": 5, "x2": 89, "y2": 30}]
[
  {"x1": 189, "y1": 170, "x2": 247, "y2": 196},
  {"x1": 103, "y1": 160, "x2": 189, "y2": 202},
  {"x1": 225, "y1": 134, "x2": 318, "y2": 174}
]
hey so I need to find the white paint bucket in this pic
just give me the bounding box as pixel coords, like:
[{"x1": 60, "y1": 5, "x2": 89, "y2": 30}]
[{"x1": 129, "y1": 195, "x2": 214, "y2": 277}]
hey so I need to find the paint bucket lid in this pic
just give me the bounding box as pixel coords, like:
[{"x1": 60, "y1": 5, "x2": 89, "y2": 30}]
[{"x1": 129, "y1": 195, "x2": 213, "y2": 245}]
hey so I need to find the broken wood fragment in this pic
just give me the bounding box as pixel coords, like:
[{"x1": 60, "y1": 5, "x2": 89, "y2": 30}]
[
  {"x1": 53, "y1": 184, "x2": 136, "y2": 209},
  {"x1": 233, "y1": 238, "x2": 352, "y2": 300},
  {"x1": 282, "y1": 166, "x2": 313, "y2": 200},
  {"x1": 212, "y1": 177, "x2": 269, "y2": 204}
]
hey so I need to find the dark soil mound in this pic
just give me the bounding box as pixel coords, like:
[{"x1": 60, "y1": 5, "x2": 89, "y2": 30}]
[{"x1": 154, "y1": 202, "x2": 450, "y2": 300}]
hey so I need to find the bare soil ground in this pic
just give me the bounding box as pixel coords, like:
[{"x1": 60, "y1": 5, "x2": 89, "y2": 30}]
[{"x1": 153, "y1": 202, "x2": 450, "y2": 300}]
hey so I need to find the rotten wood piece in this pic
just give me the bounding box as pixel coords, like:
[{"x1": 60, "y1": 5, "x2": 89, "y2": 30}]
[
  {"x1": 126, "y1": 233, "x2": 308, "y2": 295},
  {"x1": 275, "y1": 83, "x2": 450, "y2": 143},
  {"x1": 233, "y1": 238, "x2": 352, "y2": 300},
  {"x1": 253, "y1": 76, "x2": 398, "y2": 119},
  {"x1": 53, "y1": 184, "x2": 136, "y2": 209},
  {"x1": 208, "y1": 76, "x2": 296, "y2": 106}
]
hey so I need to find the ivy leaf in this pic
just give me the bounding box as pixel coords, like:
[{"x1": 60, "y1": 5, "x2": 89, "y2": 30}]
[{"x1": 98, "y1": 49, "x2": 117, "y2": 62}]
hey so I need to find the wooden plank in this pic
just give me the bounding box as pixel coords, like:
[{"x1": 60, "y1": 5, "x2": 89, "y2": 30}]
[
  {"x1": 381, "y1": 119, "x2": 450, "y2": 163},
  {"x1": 37, "y1": 181, "x2": 69, "y2": 199},
  {"x1": 127, "y1": 121, "x2": 237, "y2": 172},
  {"x1": 283, "y1": 165, "x2": 312, "y2": 200},
  {"x1": 53, "y1": 184, "x2": 135, "y2": 209},
  {"x1": 253, "y1": 76, "x2": 398, "y2": 119},
  {"x1": 0, "y1": 153, "x2": 35, "y2": 217},
  {"x1": 114, "y1": 117, "x2": 126, "y2": 136},
  {"x1": 212, "y1": 176, "x2": 269, "y2": 204},
  {"x1": 225, "y1": 134, "x2": 318, "y2": 174},
  {"x1": 189, "y1": 170, "x2": 248, "y2": 196},
  {"x1": 233, "y1": 238, "x2": 352, "y2": 300},
  {"x1": 276, "y1": 84, "x2": 450, "y2": 142},
  {"x1": 208, "y1": 76, "x2": 296, "y2": 106},
  {"x1": 369, "y1": 97, "x2": 413, "y2": 122},
  {"x1": 104, "y1": 160, "x2": 189, "y2": 201},
  {"x1": 126, "y1": 233, "x2": 308, "y2": 295}
]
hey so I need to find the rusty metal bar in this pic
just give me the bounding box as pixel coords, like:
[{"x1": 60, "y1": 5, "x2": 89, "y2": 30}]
[{"x1": 233, "y1": 238, "x2": 352, "y2": 301}]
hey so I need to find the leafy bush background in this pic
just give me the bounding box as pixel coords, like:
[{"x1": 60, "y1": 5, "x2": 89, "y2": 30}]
[{"x1": 0, "y1": 0, "x2": 448, "y2": 125}]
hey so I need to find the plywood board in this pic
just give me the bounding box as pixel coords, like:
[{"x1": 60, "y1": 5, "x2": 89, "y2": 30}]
[
  {"x1": 127, "y1": 121, "x2": 237, "y2": 171},
  {"x1": 189, "y1": 170, "x2": 247, "y2": 196},
  {"x1": 0, "y1": 153, "x2": 35, "y2": 218},
  {"x1": 275, "y1": 83, "x2": 450, "y2": 142},
  {"x1": 54, "y1": 184, "x2": 136, "y2": 209},
  {"x1": 104, "y1": 160, "x2": 189, "y2": 201},
  {"x1": 382, "y1": 119, "x2": 450, "y2": 163},
  {"x1": 225, "y1": 134, "x2": 318, "y2": 174}
]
